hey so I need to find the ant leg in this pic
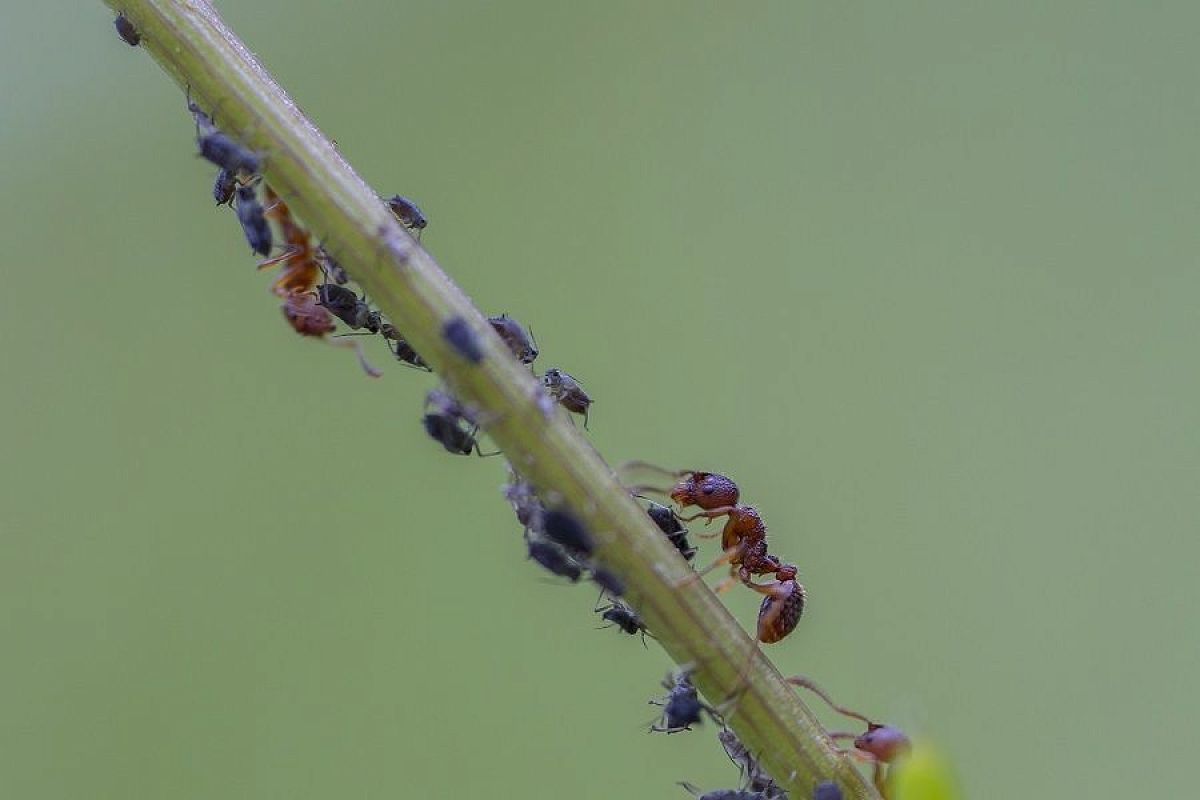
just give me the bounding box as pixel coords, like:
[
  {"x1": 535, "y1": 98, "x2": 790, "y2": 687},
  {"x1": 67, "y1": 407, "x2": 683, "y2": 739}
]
[
  {"x1": 325, "y1": 337, "x2": 382, "y2": 378},
  {"x1": 785, "y1": 675, "x2": 875, "y2": 727},
  {"x1": 257, "y1": 248, "x2": 301, "y2": 270},
  {"x1": 673, "y1": 543, "x2": 744, "y2": 588},
  {"x1": 677, "y1": 507, "x2": 737, "y2": 527}
]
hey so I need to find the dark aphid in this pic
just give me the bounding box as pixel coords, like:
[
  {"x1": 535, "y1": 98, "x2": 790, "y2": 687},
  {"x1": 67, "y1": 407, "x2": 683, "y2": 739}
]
[
  {"x1": 813, "y1": 781, "x2": 843, "y2": 800},
  {"x1": 504, "y1": 471, "x2": 544, "y2": 534},
  {"x1": 189, "y1": 97, "x2": 262, "y2": 175},
  {"x1": 384, "y1": 329, "x2": 432, "y2": 371},
  {"x1": 316, "y1": 283, "x2": 372, "y2": 329},
  {"x1": 488, "y1": 314, "x2": 538, "y2": 364},
  {"x1": 525, "y1": 537, "x2": 582, "y2": 582},
  {"x1": 315, "y1": 245, "x2": 349, "y2": 285},
  {"x1": 647, "y1": 501, "x2": 696, "y2": 561},
  {"x1": 596, "y1": 599, "x2": 645, "y2": 637},
  {"x1": 385, "y1": 194, "x2": 428, "y2": 232},
  {"x1": 422, "y1": 389, "x2": 497, "y2": 456},
  {"x1": 422, "y1": 413, "x2": 476, "y2": 456},
  {"x1": 443, "y1": 317, "x2": 484, "y2": 364},
  {"x1": 114, "y1": 13, "x2": 140, "y2": 46},
  {"x1": 650, "y1": 671, "x2": 719, "y2": 734},
  {"x1": 717, "y1": 728, "x2": 783, "y2": 798},
  {"x1": 590, "y1": 567, "x2": 624, "y2": 597},
  {"x1": 542, "y1": 368, "x2": 593, "y2": 428},
  {"x1": 541, "y1": 509, "x2": 593, "y2": 556},
  {"x1": 678, "y1": 784, "x2": 769, "y2": 800},
  {"x1": 235, "y1": 183, "x2": 272, "y2": 257},
  {"x1": 213, "y1": 169, "x2": 236, "y2": 206}
]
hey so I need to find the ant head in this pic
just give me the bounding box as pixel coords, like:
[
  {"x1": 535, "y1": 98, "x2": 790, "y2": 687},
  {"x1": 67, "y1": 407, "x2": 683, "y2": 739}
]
[
  {"x1": 854, "y1": 724, "x2": 911, "y2": 763},
  {"x1": 776, "y1": 563, "x2": 798, "y2": 581},
  {"x1": 670, "y1": 471, "x2": 739, "y2": 509}
]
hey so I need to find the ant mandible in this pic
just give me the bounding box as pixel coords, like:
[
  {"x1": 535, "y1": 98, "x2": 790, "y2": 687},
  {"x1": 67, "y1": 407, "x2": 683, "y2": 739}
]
[{"x1": 785, "y1": 675, "x2": 911, "y2": 799}]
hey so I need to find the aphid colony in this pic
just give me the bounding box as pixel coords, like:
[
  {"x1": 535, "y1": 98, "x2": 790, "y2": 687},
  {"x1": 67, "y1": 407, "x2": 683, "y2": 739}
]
[{"x1": 139, "y1": 43, "x2": 908, "y2": 800}]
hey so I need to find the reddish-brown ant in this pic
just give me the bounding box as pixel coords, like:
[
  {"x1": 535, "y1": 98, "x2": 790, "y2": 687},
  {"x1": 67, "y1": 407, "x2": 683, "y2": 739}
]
[
  {"x1": 114, "y1": 13, "x2": 140, "y2": 46},
  {"x1": 542, "y1": 368, "x2": 592, "y2": 428},
  {"x1": 785, "y1": 675, "x2": 911, "y2": 798},
  {"x1": 256, "y1": 186, "x2": 379, "y2": 377}
]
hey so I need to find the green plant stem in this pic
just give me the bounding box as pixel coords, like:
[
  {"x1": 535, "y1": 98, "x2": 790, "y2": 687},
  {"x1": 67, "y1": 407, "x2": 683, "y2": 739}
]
[{"x1": 102, "y1": 2, "x2": 880, "y2": 797}]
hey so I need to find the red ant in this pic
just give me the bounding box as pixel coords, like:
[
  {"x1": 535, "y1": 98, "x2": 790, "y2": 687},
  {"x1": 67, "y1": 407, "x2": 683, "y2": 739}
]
[
  {"x1": 622, "y1": 462, "x2": 805, "y2": 647},
  {"x1": 785, "y1": 675, "x2": 910, "y2": 799},
  {"x1": 255, "y1": 186, "x2": 379, "y2": 377}
]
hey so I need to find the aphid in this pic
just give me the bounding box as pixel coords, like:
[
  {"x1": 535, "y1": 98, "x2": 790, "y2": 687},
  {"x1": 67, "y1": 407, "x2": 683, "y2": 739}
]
[
  {"x1": 114, "y1": 13, "x2": 140, "y2": 46},
  {"x1": 379, "y1": 324, "x2": 431, "y2": 371},
  {"x1": 213, "y1": 169, "x2": 237, "y2": 206},
  {"x1": 717, "y1": 728, "x2": 783, "y2": 798},
  {"x1": 488, "y1": 314, "x2": 538, "y2": 364},
  {"x1": 315, "y1": 245, "x2": 349, "y2": 285},
  {"x1": 596, "y1": 598, "x2": 645, "y2": 639},
  {"x1": 385, "y1": 194, "x2": 428, "y2": 234},
  {"x1": 678, "y1": 783, "x2": 770, "y2": 800},
  {"x1": 542, "y1": 368, "x2": 593, "y2": 428},
  {"x1": 503, "y1": 470, "x2": 544, "y2": 534},
  {"x1": 785, "y1": 675, "x2": 911, "y2": 798},
  {"x1": 422, "y1": 389, "x2": 497, "y2": 456},
  {"x1": 525, "y1": 535, "x2": 582, "y2": 582},
  {"x1": 316, "y1": 283, "x2": 372, "y2": 329},
  {"x1": 646, "y1": 501, "x2": 697, "y2": 561},
  {"x1": 443, "y1": 317, "x2": 484, "y2": 364},
  {"x1": 813, "y1": 782, "x2": 843, "y2": 800},
  {"x1": 541, "y1": 508, "x2": 593, "y2": 557},
  {"x1": 650, "y1": 670, "x2": 719, "y2": 734},
  {"x1": 589, "y1": 566, "x2": 624, "y2": 597},
  {"x1": 235, "y1": 183, "x2": 272, "y2": 257},
  {"x1": 189, "y1": 97, "x2": 262, "y2": 175}
]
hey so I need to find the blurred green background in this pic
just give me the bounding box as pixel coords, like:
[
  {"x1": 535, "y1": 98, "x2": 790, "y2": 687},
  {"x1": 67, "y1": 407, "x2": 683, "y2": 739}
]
[{"x1": 2, "y1": 2, "x2": 1197, "y2": 798}]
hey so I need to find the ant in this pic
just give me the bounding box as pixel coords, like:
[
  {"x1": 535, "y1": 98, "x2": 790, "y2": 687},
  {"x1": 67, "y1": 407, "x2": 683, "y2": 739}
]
[
  {"x1": 542, "y1": 368, "x2": 592, "y2": 428},
  {"x1": 649, "y1": 669, "x2": 722, "y2": 734},
  {"x1": 114, "y1": 13, "x2": 140, "y2": 46},
  {"x1": 235, "y1": 182, "x2": 272, "y2": 257},
  {"x1": 443, "y1": 317, "x2": 484, "y2": 364},
  {"x1": 646, "y1": 500, "x2": 697, "y2": 561},
  {"x1": 213, "y1": 168, "x2": 237, "y2": 207},
  {"x1": 488, "y1": 314, "x2": 538, "y2": 364},
  {"x1": 422, "y1": 389, "x2": 498, "y2": 456},
  {"x1": 188, "y1": 91, "x2": 262, "y2": 176},
  {"x1": 257, "y1": 186, "x2": 379, "y2": 376},
  {"x1": 385, "y1": 194, "x2": 428, "y2": 237},
  {"x1": 785, "y1": 675, "x2": 911, "y2": 798}
]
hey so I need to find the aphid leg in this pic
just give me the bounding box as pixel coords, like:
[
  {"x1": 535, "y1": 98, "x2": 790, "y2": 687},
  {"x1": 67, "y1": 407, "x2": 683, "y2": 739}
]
[
  {"x1": 468, "y1": 427, "x2": 502, "y2": 458},
  {"x1": 326, "y1": 337, "x2": 382, "y2": 378}
]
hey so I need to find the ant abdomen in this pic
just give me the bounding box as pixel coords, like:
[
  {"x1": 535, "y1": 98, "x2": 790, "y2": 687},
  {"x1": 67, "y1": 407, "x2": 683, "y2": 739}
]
[{"x1": 758, "y1": 580, "x2": 804, "y2": 644}]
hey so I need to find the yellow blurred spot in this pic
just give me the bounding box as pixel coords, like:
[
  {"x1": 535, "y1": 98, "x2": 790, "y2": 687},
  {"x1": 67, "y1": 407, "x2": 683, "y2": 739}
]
[{"x1": 890, "y1": 740, "x2": 962, "y2": 800}]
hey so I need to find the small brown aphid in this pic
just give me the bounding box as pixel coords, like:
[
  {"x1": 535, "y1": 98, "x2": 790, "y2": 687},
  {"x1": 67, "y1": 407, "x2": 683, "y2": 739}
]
[
  {"x1": 542, "y1": 368, "x2": 592, "y2": 428},
  {"x1": 213, "y1": 169, "x2": 236, "y2": 206},
  {"x1": 114, "y1": 13, "x2": 140, "y2": 46},
  {"x1": 380, "y1": 325, "x2": 432, "y2": 371},
  {"x1": 385, "y1": 194, "x2": 428, "y2": 233},
  {"x1": 488, "y1": 314, "x2": 538, "y2": 364},
  {"x1": 717, "y1": 728, "x2": 783, "y2": 799}
]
